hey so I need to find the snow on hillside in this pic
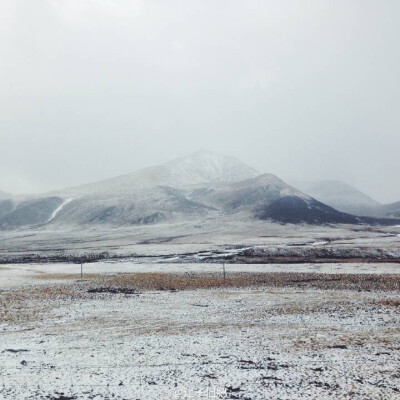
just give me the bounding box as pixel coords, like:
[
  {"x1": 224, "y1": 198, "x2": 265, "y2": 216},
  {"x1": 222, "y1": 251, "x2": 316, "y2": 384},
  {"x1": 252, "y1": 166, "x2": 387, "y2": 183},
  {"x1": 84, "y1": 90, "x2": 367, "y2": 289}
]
[
  {"x1": 1, "y1": 153, "x2": 398, "y2": 229},
  {"x1": 294, "y1": 180, "x2": 381, "y2": 216},
  {"x1": 55, "y1": 150, "x2": 260, "y2": 197},
  {"x1": 46, "y1": 198, "x2": 73, "y2": 223},
  {"x1": 152, "y1": 150, "x2": 260, "y2": 186},
  {"x1": 188, "y1": 173, "x2": 311, "y2": 212},
  {"x1": 383, "y1": 200, "x2": 400, "y2": 218}
]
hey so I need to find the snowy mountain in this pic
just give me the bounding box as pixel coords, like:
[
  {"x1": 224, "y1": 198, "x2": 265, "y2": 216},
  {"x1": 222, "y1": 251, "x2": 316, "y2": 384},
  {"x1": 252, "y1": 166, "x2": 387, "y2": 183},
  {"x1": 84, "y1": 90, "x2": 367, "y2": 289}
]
[
  {"x1": 382, "y1": 201, "x2": 400, "y2": 218},
  {"x1": 256, "y1": 196, "x2": 362, "y2": 224},
  {"x1": 189, "y1": 174, "x2": 309, "y2": 212},
  {"x1": 0, "y1": 199, "x2": 14, "y2": 220},
  {"x1": 0, "y1": 197, "x2": 63, "y2": 227},
  {"x1": 0, "y1": 152, "x2": 398, "y2": 229},
  {"x1": 0, "y1": 151, "x2": 258, "y2": 228},
  {"x1": 0, "y1": 191, "x2": 14, "y2": 221},
  {"x1": 149, "y1": 150, "x2": 260, "y2": 186},
  {"x1": 57, "y1": 150, "x2": 260, "y2": 197},
  {"x1": 294, "y1": 180, "x2": 382, "y2": 217}
]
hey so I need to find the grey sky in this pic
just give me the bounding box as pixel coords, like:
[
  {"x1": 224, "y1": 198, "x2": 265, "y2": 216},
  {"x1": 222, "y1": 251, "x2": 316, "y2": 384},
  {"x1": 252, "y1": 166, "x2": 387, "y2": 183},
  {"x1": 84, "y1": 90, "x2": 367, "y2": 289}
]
[{"x1": 1, "y1": 0, "x2": 399, "y2": 203}]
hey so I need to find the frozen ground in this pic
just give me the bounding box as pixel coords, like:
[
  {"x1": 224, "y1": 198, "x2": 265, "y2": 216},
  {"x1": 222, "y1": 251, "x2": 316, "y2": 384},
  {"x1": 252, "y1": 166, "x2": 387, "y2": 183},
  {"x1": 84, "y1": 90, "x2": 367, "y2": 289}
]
[{"x1": 0, "y1": 264, "x2": 399, "y2": 399}]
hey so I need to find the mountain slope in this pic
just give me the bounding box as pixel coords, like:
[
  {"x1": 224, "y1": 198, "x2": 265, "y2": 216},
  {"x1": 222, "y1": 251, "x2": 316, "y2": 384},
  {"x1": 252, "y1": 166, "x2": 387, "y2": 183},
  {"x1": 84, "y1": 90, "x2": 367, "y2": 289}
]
[
  {"x1": 0, "y1": 190, "x2": 11, "y2": 200},
  {"x1": 55, "y1": 150, "x2": 259, "y2": 198},
  {"x1": 44, "y1": 172, "x2": 317, "y2": 227},
  {"x1": 382, "y1": 201, "x2": 400, "y2": 218},
  {"x1": 189, "y1": 174, "x2": 309, "y2": 212},
  {"x1": 294, "y1": 180, "x2": 381, "y2": 216},
  {"x1": 45, "y1": 171, "x2": 399, "y2": 227},
  {"x1": 1, "y1": 151, "x2": 255, "y2": 228},
  {"x1": 256, "y1": 196, "x2": 362, "y2": 224},
  {"x1": 148, "y1": 150, "x2": 260, "y2": 186},
  {"x1": 0, "y1": 197, "x2": 63, "y2": 228},
  {"x1": 0, "y1": 152, "x2": 398, "y2": 229},
  {"x1": 0, "y1": 199, "x2": 14, "y2": 220},
  {"x1": 48, "y1": 186, "x2": 218, "y2": 226}
]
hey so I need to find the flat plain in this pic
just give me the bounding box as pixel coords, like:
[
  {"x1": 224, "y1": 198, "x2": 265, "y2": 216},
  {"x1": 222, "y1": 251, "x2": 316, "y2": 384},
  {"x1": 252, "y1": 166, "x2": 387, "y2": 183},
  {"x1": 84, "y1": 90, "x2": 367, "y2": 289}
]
[{"x1": 1, "y1": 260, "x2": 399, "y2": 399}]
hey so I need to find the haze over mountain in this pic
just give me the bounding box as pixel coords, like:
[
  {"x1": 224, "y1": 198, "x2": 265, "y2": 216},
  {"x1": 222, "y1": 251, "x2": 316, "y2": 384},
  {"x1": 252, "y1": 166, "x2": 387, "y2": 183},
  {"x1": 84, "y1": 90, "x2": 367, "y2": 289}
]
[
  {"x1": 0, "y1": 190, "x2": 11, "y2": 200},
  {"x1": 2, "y1": 1, "x2": 399, "y2": 205},
  {"x1": 294, "y1": 180, "x2": 382, "y2": 217},
  {"x1": 294, "y1": 180, "x2": 400, "y2": 219},
  {"x1": 0, "y1": 151, "x2": 398, "y2": 229},
  {"x1": 55, "y1": 150, "x2": 259, "y2": 197},
  {"x1": 382, "y1": 201, "x2": 400, "y2": 218}
]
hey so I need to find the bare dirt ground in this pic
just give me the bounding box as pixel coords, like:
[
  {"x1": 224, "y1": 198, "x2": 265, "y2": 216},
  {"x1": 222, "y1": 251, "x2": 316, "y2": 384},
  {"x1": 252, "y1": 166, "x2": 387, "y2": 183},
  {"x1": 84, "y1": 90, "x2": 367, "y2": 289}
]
[{"x1": 1, "y1": 266, "x2": 399, "y2": 399}]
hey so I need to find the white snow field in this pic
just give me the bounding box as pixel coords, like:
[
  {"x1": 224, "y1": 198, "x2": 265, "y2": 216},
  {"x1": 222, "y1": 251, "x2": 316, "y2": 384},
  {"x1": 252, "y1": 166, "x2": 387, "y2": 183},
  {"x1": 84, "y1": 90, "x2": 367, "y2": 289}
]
[
  {"x1": 1, "y1": 262, "x2": 399, "y2": 399},
  {"x1": 0, "y1": 213, "x2": 399, "y2": 399}
]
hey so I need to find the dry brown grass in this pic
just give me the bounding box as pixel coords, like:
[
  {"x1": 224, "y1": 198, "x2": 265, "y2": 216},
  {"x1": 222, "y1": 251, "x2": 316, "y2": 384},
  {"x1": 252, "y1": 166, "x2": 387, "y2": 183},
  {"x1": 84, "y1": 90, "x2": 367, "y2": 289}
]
[
  {"x1": 35, "y1": 271, "x2": 400, "y2": 292},
  {"x1": 293, "y1": 329, "x2": 400, "y2": 352},
  {"x1": 0, "y1": 285, "x2": 85, "y2": 324},
  {"x1": 379, "y1": 299, "x2": 400, "y2": 308},
  {"x1": 3, "y1": 272, "x2": 399, "y2": 325}
]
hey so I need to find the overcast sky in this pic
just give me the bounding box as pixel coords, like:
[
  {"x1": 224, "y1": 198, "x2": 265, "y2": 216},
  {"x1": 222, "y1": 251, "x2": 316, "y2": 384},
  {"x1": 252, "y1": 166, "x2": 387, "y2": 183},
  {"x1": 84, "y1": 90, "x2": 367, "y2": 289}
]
[{"x1": 1, "y1": 0, "x2": 399, "y2": 203}]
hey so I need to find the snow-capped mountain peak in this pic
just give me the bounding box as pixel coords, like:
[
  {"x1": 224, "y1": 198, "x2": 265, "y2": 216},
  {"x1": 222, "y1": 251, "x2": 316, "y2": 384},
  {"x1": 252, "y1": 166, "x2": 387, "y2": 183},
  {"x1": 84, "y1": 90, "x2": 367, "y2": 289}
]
[{"x1": 147, "y1": 150, "x2": 260, "y2": 186}]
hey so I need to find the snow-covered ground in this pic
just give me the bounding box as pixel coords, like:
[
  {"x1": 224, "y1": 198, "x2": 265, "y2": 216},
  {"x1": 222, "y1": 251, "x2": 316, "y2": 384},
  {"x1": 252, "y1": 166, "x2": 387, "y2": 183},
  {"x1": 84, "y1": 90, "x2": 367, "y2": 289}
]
[
  {"x1": 0, "y1": 263, "x2": 399, "y2": 399},
  {"x1": 0, "y1": 219, "x2": 399, "y2": 399}
]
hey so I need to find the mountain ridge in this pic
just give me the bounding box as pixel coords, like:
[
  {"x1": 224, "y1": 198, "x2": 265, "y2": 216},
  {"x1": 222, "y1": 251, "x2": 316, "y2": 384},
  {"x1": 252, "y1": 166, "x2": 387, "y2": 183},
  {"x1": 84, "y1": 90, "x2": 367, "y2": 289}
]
[
  {"x1": 294, "y1": 180, "x2": 381, "y2": 216},
  {"x1": 0, "y1": 151, "x2": 399, "y2": 229},
  {"x1": 51, "y1": 150, "x2": 260, "y2": 197}
]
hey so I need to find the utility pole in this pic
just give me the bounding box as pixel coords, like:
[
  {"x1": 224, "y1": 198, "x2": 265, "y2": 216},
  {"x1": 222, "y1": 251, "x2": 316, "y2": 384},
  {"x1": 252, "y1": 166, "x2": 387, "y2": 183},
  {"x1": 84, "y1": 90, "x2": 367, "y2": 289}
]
[{"x1": 80, "y1": 261, "x2": 83, "y2": 279}]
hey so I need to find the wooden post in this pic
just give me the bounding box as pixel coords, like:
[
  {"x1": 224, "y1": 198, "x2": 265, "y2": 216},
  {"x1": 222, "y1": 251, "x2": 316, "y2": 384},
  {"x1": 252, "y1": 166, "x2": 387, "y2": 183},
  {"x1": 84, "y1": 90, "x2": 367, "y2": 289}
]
[
  {"x1": 223, "y1": 262, "x2": 226, "y2": 283},
  {"x1": 81, "y1": 262, "x2": 83, "y2": 279}
]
